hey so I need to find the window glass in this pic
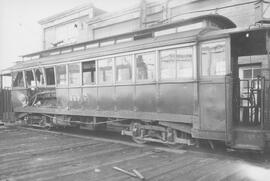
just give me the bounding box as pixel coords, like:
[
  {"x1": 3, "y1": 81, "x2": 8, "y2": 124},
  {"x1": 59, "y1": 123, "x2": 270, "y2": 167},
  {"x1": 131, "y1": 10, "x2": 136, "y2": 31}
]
[
  {"x1": 56, "y1": 65, "x2": 67, "y2": 86},
  {"x1": 35, "y1": 68, "x2": 45, "y2": 86},
  {"x1": 116, "y1": 55, "x2": 133, "y2": 82},
  {"x1": 136, "y1": 52, "x2": 155, "y2": 81},
  {"x1": 160, "y1": 49, "x2": 176, "y2": 80},
  {"x1": 12, "y1": 71, "x2": 24, "y2": 88},
  {"x1": 82, "y1": 61, "x2": 96, "y2": 85},
  {"x1": 176, "y1": 47, "x2": 193, "y2": 79},
  {"x1": 69, "y1": 63, "x2": 81, "y2": 86},
  {"x1": 201, "y1": 41, "x2": 226, "y2": 76},
  {"x1": 25, "y1": 70, "x2": 35, "y2": 87},
  {"x1": 45, "y1": 67, "x2": 55, "y2": 86},
  {"x1": 98, "y1": 58, "x2": 113, "y2": 83}
]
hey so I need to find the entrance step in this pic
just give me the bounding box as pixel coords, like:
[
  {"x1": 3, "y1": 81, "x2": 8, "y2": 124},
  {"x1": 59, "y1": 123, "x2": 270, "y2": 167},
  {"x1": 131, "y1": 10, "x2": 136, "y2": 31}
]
[{"x1": 231, "y1": 128, "x2": 265, "y2": 151}]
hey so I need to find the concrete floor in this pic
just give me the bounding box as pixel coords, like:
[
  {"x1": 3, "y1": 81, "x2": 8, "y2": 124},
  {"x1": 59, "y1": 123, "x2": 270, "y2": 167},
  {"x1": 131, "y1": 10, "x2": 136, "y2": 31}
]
[{"x1": 0, "y1": 126, "x2": 269, "y2": 181}]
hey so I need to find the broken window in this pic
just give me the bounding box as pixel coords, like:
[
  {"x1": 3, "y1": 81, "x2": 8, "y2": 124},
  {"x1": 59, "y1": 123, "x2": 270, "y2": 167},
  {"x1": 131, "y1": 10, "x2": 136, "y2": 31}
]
[
  {"x1": 45, "y1": 67, "x2": 55, "y2": 86},
  {"x1": 82, "y1": 61, "x2": 96, "y2": 85},
  {"x1": 12, "y1": 71, "x2": 24, "y2": 88},
  {"x1": 34, "y1": 68, "x2": 45, "y2": 86},
  {"x1": 69, "y1": 63, "x2": 81, "y2": 86},
  {"x1": 25, "y1": 70, "x2": 35, "y2": 87},
  {"x1": 56, "y1": 65, "x2": 67, "y2": 86}
]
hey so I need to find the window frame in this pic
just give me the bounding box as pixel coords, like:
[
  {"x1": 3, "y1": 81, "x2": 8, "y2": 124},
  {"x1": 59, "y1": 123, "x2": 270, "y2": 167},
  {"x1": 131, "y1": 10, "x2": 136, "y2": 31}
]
[
  {"x1": 44, "y1": 66, "x2": 56, "y2": 87},
  {"x1": 159, "y1": 46, "x2": 194, "y2": 81},
  {"x1": 199, "y1": 38, "x2": 229, "y2": 79},
  {"x1": 115, "y1": 54, "x2": 134, "y2": 84},
  {"x1": 97, "y1": 57, "x2": 115, "y2": 85},
  {"x1": 55, "y1": 64, "x2": 68, "y2": 87},
  {"x1": 68, "y1": 63, "x2": 82, "y2": 87},
  {"x1": 12, "y1": 71, "x2": 25, "y2": 89},
  {"x1": 24, "y1": 69, "x2": 36, "y2": 88},
  {"x1": 135, "y1": 51, "x2": 156, "y2": 83},
  {"x1": 34, "y1": 67, "x2": 46, "y2": 87},
  {"x1": 82, "y1": 60, "x2": 97, "y2": 86}
]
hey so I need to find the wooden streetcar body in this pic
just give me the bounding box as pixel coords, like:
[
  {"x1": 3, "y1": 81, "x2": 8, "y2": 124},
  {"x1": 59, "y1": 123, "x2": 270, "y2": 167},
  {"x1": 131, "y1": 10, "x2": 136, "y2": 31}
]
[{"x1": 2, "y1": 14, "x2": 270, "y2": 151}]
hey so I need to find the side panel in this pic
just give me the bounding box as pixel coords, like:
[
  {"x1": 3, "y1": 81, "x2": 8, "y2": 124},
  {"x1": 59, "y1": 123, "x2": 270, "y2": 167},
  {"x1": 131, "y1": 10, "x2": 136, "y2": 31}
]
[
  {"x1": 98, "y1": 86, "x2": 114, "y2": 111},
  {"x1": 159, "y1": 83, "x2": 195, "y2": 115},
  {"x1": 135, "y1": 84, "x2": 156, "y2": 112},
  {"x1": 115, "y1": 85, "x2": 134, "y2": 111},
  {"x1": 199, "y1": 82, "x2": 226, "y2": 132},
  {"x1": 82, "y1": 87, "x2": 97, "y2": 110},
  {"x1": 69, "y1": 88, "x2": 82, "y2": 110},
  {"x1": 56, "y1": 88, "x2": 69, "y2": 109}
]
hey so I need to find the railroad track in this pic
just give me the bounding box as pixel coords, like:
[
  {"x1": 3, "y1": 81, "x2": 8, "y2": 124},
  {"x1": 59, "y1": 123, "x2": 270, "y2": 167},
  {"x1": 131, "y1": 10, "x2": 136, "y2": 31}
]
[{"x1": 1, "y1": 125, "x2": 270, "y2": 181}]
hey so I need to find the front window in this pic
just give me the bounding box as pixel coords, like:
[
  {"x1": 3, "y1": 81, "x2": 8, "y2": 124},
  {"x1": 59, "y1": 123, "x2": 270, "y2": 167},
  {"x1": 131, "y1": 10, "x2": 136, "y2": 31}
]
[
  {"x1": 68, "y1": 63, "x2": 81, "y2": 86},
  {"x1": 116, "y1": 55, "x2": 133, "y2": 82},
  {"x1": 25, "y1": 70, "x2": 35, "y2": 87},
  {"x1": 136, "y1": 52, "x2": 155, "y2": 81},
  {"x1": 56, "y1": 65, "x2": 67, "y2": 86},
  {"x1": 12, "y1": 71, "x2": 24, "y2": 88},
  {"x1": 201, "y1": 40, "x2": 226, "y2": 76},
  {"x1": 98, "y1": 58, "x2": 113, "y2": 83}
]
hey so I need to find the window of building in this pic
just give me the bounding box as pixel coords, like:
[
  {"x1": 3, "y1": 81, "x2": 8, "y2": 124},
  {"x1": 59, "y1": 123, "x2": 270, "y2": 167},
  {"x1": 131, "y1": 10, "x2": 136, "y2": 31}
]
[
  {"x1": 25, "y1": 70, "x2": 35, "y2": 87},
  {"x1": 68, "y1": 63, "x2": 81, "y2": 86},
  {"x1": 136, "y1": 52, "x2": 155, "y2": 81},
  {"x1": 116, "y1": 55, "x2": 133, "y2": 82},
  {"x1": 12, "y1": 71, "x2": 24, "y2": 88},
  {"x1": 56, "y1": 65, "x2": 67, "y2": 86},
  {"x1": 98, "y1": 58, "x2": 113, "y2": 83},
  {"x1": 45, "y1": 67, "x2": 55, "y2": 86},
  {"x1": 35, "y1": 68, "x2": 45, "y2": 86},
  {"x1": 82, "y1": 61, "x2": 96, "y2": 85},
  {"x1": 176, "y1": 47, "x2": 193, "y2": 79},
  {"x1": 201, "y1": 41, "x2": 226, "y2": 76}
]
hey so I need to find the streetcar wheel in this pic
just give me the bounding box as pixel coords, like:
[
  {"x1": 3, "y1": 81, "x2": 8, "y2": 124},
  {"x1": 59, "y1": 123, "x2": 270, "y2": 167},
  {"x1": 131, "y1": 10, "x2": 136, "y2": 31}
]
[{"x1": 130, "y1": 122, "x2": 147, "y2": 144}]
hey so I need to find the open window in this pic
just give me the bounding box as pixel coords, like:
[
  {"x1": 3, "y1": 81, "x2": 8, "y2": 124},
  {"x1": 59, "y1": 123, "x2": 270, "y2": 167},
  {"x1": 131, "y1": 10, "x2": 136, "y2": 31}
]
[
  {"x1": 34, "y1": 68, "x2": 45, "y2": 86},
  {"x1": 25, "y1": 70, "x2": 35, "y2": 87},
  {"x1": 82, "y1": 61, "x2": 96, "y2": 85},
  {"x1": 116, "y1": 55, "x2": 133, "y2": 82},
  {"x1": 68, "y1": 63, "x2": 81, "y2": 86},
  {"x1": 56, "y1": 65, "x2": 67, "y2": 86},
  {"x1": 12, "y1": 71, "x2": 24, "y2": 88},
  {"x1": 45, "y1": 67, "x2": 55, "y2": 86}
]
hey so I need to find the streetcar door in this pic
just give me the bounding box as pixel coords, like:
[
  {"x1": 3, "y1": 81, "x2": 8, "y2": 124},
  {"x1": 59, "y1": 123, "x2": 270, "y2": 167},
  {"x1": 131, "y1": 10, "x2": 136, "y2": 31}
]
[{"x1": 229, "y1": 30, "x2": 268, "y2": 150}]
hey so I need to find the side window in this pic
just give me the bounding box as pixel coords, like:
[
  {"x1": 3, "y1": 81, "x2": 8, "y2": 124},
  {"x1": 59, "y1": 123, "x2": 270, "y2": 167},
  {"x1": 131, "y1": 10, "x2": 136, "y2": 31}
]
[
  {"x1": 68, "y1": 63, "x2": 81, "y2": 87},
  {"x1": 116, "y1": 55, "x2": 133, "y2": 82},
  {"x1": 98, "y1": 58, "x2": 113, "y2": 83},
  {"x1": 201, "y1": 40, "x2": 226, "y2": 77},
  {"x1": 56, "y1": 65, "x2": 67, "y2": 86},
  {"x1": 136, "y1": 52, "x2": 155, "y2": 81},
  {"x1": 82, "y1": 61, "x2": 96, "y2": 85},
  {"x1": 34, "y1": 68, "x2": 45, "y2": 86},
  {"x1": 160, "y1": 46, "x2": 193, "y2": 80},
  {"x1": 25, "y1": 70, "x2": 35, "y2": 87},
  {"x1": 45, "y1": 67, "x2": 55, "y2": 86},
  {"x1": 176, "y1": 47, "x2": 193, "y2": 79},
  {"x1": 160, "y1": 49, "x2": 176, "y2": 80},
  {"x1": 12, "y1": 71, "x2": 24, "y2": 88}
]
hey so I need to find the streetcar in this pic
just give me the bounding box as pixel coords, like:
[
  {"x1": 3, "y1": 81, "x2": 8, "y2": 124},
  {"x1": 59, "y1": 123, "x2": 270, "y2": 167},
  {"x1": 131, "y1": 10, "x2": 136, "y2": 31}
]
[{"x1": 2, "y1": 14, "x2": 270, "y2": 151}]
